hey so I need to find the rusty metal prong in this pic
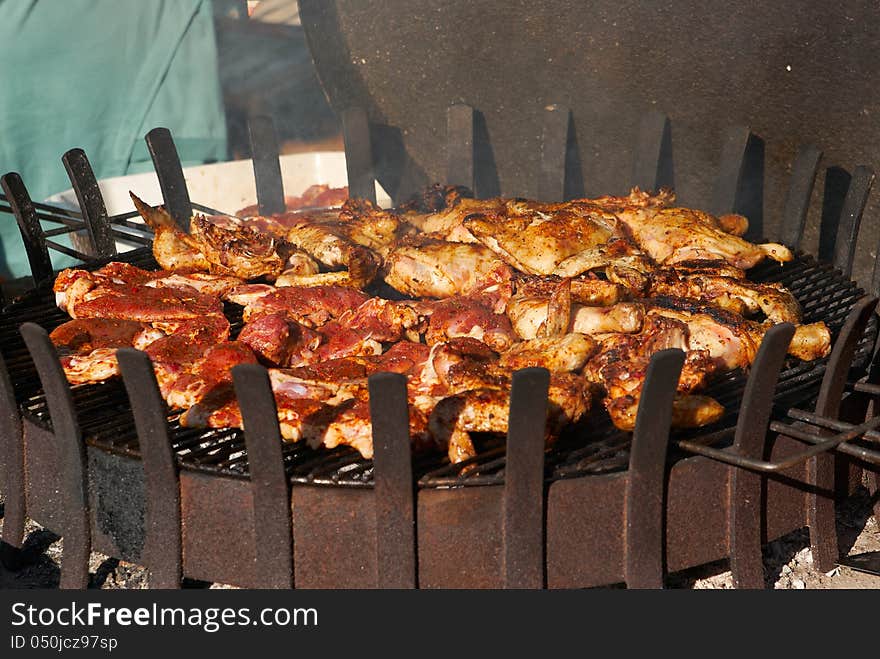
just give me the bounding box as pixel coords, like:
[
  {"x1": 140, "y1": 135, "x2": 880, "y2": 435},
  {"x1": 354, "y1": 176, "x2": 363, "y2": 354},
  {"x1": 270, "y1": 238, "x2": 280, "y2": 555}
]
[
  {"x1": 19, "y1": 322, "x2": 90, "y2": 589},
  {"x1": 247, "y1": 115, "x2": 286, "y2": 217},
  {"x1": 832, "y1": 166, "x2": 874, "y2": 278},
  {"x1": 232, "y1": 363, "x2": 293, "y2": 589},
  {"x1": 818, "y1": 166, "x2": 851, "y2": 265},
  {"x1": 1, "y1": 172, "x2": 53, "y2": 286},
  {"x1": 538, "y1": 105, "x2": 570, "y2": 203},
  {"x1": 770, "y1": 416, "x2": 880, "y2": 464},
  {"x1": 809, "y1": 294, "x2": 878, "y2": 571},
  {"x1": 502, "y1": 367, "x2": 550, "y2": 589},
  {"x1": 62, "y1": 148, "x2": 116, "y2": 258},
  {"x1": 0, "y1": 351, "x2": 25, "y2": 569},
  {"x1": 117, "y1": 348, "x2": 182, "y2": 589},
  {"x1": 341, "y1": 107, "x2": 377, "y2": 204},
  {"x1": 447, "y1": 103, "x2": 475, "y2": 192},
  {"x1": 145, "y1": 127, "x2": 193, "y2": 230},
  {"x1": 625, "y1": 348, "x2": 685, "y2": 589},
  {"x1": 631, "y1": 111, "x2": 674, "y2": 193},
  {"x1": 779, "y1": 144, "x2": 822, "y2": 250},
  {"x1": 711, "y1": 125, "x2": 765, "y2": 241},
  {"x1": 368, "y1": 371, "x2": 415, "y2": 589},
  {"x1": 729, "y1": 322, "x2": 795, "y2": 589}
]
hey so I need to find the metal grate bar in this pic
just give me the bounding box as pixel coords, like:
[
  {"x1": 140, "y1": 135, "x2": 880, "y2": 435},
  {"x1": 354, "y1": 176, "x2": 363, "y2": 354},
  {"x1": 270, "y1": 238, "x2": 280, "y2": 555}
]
[
  {"x1": 369, "y1": 372, "x2": 416, "y2": 588},
  {"x1": 20, "y1": 323, "x2": 91, "y2": 589},
  {"x1": 447, "y1": 104, "x2": 475, "y2": 191},
  {"x1": 538, "y1": 105, "x2": 569, "y2": 202},
  {"x1": 248, "y1": 115, "x2": 286, "y2": 216},
  {"x1": 711, "y1": 125, "x2": 765, "y2": 241},
  {"x1": 631, "y1": 111, "x2": 674, "y2": 192},
  {"x1": 145, "y1": 127, "x2": 193, "y2": 229},
  {"x1": 341, "y1": 107, "x2": 377, "y2": 204},
  {"x1": 117, "y1": 348, "x2": 182, "y2": 588},
  {"x1": 818, "y1": 166, "x2": 850, "y2": 265},
  {"x1": 0, "y1": 351, "x2": 25, "y2": 568},
  {"x1": 1, "y1": 173, "x2": 54, "y2": 286},
  {"x1": 62, "y1": 148, "x2": 116, "y2": 258},
  {"x1": 502, "y1": 367, "x2": 550, "y2": 588},
  {"x1": 832, "y1": 165, "x2": 874, "y2": 278},
  {"x1": 232, "y1": 363, "x2": 294, "y2": 588},
  {"x1": 625, "y1": 348, "x2": 685, "y2": 589},
  {"x1": 779, "y1": 144, "x2": 822, "y2": 250}
]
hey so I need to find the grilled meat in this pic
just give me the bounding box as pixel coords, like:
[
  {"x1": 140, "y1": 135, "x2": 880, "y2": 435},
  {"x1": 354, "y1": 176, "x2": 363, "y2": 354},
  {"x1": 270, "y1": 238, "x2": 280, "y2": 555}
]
[{"x1": 384, "y1": 238, "x2": 512, "y2": 298}]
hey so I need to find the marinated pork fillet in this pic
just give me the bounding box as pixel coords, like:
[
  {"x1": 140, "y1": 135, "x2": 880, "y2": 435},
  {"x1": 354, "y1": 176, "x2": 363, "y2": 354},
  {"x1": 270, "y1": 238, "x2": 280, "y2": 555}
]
[
  {"x1": 50, "y1": 318, "x2": 154, "y2": 385},
  {"x1": 235, "y1": 285, "x2": 369, "y2": 325}
]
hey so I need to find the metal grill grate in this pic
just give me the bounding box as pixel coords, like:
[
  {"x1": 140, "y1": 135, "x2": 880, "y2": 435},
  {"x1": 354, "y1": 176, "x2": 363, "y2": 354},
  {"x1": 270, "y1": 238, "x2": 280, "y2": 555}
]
[{"x1": 3, "y1": 245, "x2": 875, "y2": 489}]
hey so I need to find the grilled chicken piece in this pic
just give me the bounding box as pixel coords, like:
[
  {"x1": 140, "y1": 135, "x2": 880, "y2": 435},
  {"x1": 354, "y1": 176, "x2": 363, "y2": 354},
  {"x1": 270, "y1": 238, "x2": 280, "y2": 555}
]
[
  {"x1": 400, "y1": 185, "x2": 501, "y2": 243},
  {"x1": 172, "y1": 342, "x2": 258, "y2": 413},
  {"x1": 614, "y1": 205, "x2": 791, "y2": 268},
  {"x1": 131, "y1": 192, "x2": 316, "y2": 280},
  {"x1": 50, "y1": 318, "x2": 147, "y2": 354},
  {"x1": 278, "y1": 223, "x2": 381, "y2": 289},
  {"x1": 606, "y1": 393, "x2": 726, "y2": 431},
  {"x1": 462, "y1": 206, "x2": 615, "y2": 275},
  {"x1": 498, "y1": 333, "x2": 598, "y2": 373},
  {"x1": 428, "y1": 373, "x2": 592, "y2": 463},
  {"x1": 514, "y1": 273, "x2": 624, "y2": 306},
  {"x1": 584, "y1": 314, "x2": 724, "y2": 431},
  {"x1": 649, "y1": 269, "x2": 802, "y2": 323},
  {"x1": 384, "y1": 238, "x2": 512, "y2": 298},
  {"x1": 551, "y1": 238, "x2": 656, "y2": 286},
  {"x1": 129, "y1": 194, "x2": 210, "y2": 271},
  {"x1": 507, "y1": 296, "x2": 644, "y2": 340},
  {"x1": 50, "y1": 318, "x2": 152, "y2": 385},
  {"x1": 647, "y1": 296, "x2": 831, "y2": 369},
  {"x1": 54, "y1": 263, "x2": 243, "y2": 310},
  {"x1": 336, "y1": 298, "x2": 423, "y2": 343}
]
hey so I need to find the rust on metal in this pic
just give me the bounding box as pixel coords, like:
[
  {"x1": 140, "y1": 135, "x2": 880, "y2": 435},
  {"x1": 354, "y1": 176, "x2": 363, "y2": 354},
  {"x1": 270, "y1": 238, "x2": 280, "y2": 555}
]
[
  {"x1": 502, "y1": 367, "x2": 550, "y2": 588},
  {"x1": 729, "y1": 323, "x2": 794, "y2": 589},
  {"x1": 0, "y1": 351, "x2": 25, "y2": 568},
  {"x1": 808, "y1": 296, "x2": 879, "y2": 571},
  {"x1": 20, "y1": 322, "x2": 91, "y2": 589},
  {"x1": 625, "y1": 348, "x2": 685, "y2": 589},
  {"x1": 117, "y1": 348, "x2": 182, "y2": 589},
  {"x1": 369, "y1": 372, "x2": 416, "y2": 589},
  {"x1": 233, "y1": 363, "x2": 293, "y2": 589}
]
